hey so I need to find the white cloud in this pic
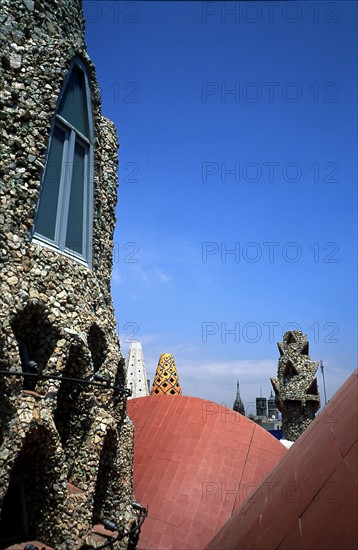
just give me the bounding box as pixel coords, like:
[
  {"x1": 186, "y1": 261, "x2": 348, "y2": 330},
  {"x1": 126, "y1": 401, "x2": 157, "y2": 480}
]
[
  {"x1": 111, "y1": 262, "x2": 172, "y2": 287},
  {"x1": 179, "y1": 358, "x2": 277, "y2": 410},
  {"x1": 134, "y1": 350, "x2": 355, "y2": 417},
  {"x1": 111, "y1": 266, "x2": 122, "y2": 284},
  {"x1": 155, "y1": 268, "x2": 172, "y2": 284}
]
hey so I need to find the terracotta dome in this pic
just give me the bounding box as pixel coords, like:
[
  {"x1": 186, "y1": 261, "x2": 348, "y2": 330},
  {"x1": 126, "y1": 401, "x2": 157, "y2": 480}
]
[
  {"x1": 206, "y1": 369, "x2": 358, "y2": 550},
  {"x1": 127, "y1": 395, "x2": 286, "y2": 549}
]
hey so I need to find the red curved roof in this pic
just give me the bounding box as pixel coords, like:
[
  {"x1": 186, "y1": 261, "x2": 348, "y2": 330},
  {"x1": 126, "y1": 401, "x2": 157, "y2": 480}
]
[
  {"x1": 206, "y1": 369, "x2": 358, "y2": 550},
  {"x1": 128, "y1": 395, "x2": 286, "y2": 550}
]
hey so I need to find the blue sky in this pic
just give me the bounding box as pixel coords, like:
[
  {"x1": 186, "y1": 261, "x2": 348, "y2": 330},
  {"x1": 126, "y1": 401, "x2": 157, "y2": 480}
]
[{"x1": 85, "y1": 1, "x2": 357, "y2": 411}]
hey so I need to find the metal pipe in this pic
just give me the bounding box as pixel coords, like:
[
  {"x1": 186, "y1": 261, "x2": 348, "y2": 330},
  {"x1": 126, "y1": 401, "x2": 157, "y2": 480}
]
[
  {"x1": 320, "y1": 360, "x2": 327, "y2": 405},
  {"x1": 0, "y1": 370, "x2": 131, "y2": 396}
]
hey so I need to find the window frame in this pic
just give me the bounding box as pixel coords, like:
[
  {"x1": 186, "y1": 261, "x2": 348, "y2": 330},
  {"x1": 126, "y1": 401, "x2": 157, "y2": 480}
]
[{"x1": 32, "y1": 59, "x2": 94, "y2": 267}]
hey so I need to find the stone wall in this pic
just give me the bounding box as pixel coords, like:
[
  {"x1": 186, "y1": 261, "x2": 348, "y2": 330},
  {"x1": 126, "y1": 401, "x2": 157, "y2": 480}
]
[{"x1": 0, "y1": 0, "x2": 136, "y2": 547}]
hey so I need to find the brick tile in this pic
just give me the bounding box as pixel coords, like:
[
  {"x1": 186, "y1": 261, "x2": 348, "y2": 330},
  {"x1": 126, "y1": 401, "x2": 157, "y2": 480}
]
[
  {"x1": 128, "y1": 395, "x2": 286, "y2": 549},
  {"x1": 300, "y1": 460, "x2": 357, "y2": 550},
  {"x1": 277, "y1": 518, "x2": 303, "y2": 550},
  {"x1": 344, "y1": 440, "x2": 358, "y2": 483}
]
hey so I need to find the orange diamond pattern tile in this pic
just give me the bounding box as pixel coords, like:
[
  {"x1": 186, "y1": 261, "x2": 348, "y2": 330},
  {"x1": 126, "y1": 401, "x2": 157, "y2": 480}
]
[{"x1": 150, "y1": 353, "x2": 182, "y2": 395}]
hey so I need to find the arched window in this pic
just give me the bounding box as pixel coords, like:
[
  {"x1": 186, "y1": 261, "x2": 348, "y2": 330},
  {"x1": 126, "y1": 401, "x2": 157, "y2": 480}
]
[{"x1": 33, "y1": 60, "x2": 93, "y2": 264}]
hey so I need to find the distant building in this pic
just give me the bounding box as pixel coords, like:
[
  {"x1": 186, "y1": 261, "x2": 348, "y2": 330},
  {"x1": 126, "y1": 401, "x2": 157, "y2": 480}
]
[
  {"x1": 267, "y1": 391, "x2": 280, "y2": 420},
  {"x1": 251, "y1": 393, "x2": 282, "y2": 434},
  {"x1": 260, "y1": 418, "x2": 282, "y2": 432},
  {"x1": 126, "y1": 342, "x2": 149, "y2": 399},
  {"x1": 233, "y1": 380, "x2": 245, "y2": 415},
  {"x1": 256, "y1": 397, "x2": 267, "y2": 417}
]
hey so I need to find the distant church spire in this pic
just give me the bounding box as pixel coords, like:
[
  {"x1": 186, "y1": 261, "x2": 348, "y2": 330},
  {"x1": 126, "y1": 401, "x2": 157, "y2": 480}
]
[{"x1": 233, "y1": 380, "x2": 245, "y2": 415}]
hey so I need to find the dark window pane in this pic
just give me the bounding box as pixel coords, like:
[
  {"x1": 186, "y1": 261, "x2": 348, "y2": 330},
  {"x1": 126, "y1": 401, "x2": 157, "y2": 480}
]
[
  {"x1": 58, "y1": 66, "x2": 89, "y2": 138},
  {"x1": 65, "y1": 141, "x2": 85, "y2": 254},
  {"x1": 35, "y1": 125, "x2": 65, "y2": 241}
]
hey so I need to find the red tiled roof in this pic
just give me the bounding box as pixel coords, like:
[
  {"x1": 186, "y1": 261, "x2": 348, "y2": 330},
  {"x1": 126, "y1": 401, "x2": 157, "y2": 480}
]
[
  {"x1": 206, "y1": 369, "x2": 358, "y2": 550},
  {"x1": 128, "y1": 395, "x2": 286, "y2": 550}
]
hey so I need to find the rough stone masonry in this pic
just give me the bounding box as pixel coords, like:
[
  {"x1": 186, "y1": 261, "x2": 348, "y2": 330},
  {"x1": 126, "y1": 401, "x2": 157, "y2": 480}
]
[
  {"x1": 0, "y1": 0, "x2": 136, "y2": 547},
  {"x1": 271, "y1": 330, "x2": 320, "y2": 441}
]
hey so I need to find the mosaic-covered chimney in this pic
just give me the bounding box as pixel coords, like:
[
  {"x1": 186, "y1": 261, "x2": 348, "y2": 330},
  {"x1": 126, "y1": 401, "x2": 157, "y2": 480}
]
[
  {"x1": 126, "y1": 342, "x2": 149, "y2": 399},
  {"x1": 151, "y1": 354, "x2": 182, "y2": 395},
  {"x1": 0, "y1": 0, "x2": 137, "y2": 547},
  {"x1": 271, "y1": 330, "x2": 320, "y2": 441}
]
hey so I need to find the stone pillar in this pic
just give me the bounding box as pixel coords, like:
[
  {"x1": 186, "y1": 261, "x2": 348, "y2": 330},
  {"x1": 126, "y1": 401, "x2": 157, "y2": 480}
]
[{"x1": 271, "y1": 330, "x2": 320, "y2": 441}]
